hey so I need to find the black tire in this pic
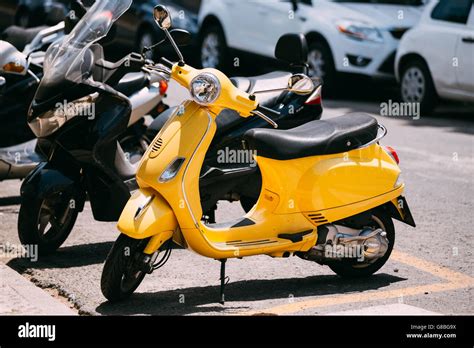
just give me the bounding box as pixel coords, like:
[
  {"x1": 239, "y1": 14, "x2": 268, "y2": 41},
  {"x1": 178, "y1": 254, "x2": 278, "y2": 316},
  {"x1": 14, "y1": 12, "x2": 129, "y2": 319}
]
[
  {"x1": 18, "y1": 191, "x2": 80, "y2": 256},
  {"x1": 400, "y1": 59, "x2": 438, "y2": 115},
  {"x1": 101, "y1": 234, "x2": 150, "y2": 302},
  {"x1": 199, "y1": 24, "x2": 229, "y2": 71},
  {"x1": 328, "y1": 210, "x2": 395, "y2": 278},
  {"x1": 307, "y1": 41, "x2": 337, "y2": 95},
  {"x1": 240, "y1": 196, "x2": 257, "y2": 213}
]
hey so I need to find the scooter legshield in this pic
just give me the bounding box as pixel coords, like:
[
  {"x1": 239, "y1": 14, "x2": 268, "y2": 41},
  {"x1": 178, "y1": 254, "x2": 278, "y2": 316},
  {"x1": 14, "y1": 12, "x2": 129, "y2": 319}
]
[{"x1": 117, "y1": 188, "x2": 178, "y2": 241}]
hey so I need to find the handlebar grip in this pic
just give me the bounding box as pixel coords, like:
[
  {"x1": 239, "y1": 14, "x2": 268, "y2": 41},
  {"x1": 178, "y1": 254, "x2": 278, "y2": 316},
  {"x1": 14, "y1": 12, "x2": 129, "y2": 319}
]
[
  {"x1": 256, "y1": 104, "x2": 280, "y2": 118},
  {"x1": 160, "y1": 58, "x2": 174, "y2": 69}
]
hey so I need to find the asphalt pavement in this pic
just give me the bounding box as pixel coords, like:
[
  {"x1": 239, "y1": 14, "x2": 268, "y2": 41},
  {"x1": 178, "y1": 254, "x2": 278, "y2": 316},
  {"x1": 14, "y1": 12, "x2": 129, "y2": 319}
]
[{"x1": 0, "y1": 81, "x2": 473, "y2": 315}]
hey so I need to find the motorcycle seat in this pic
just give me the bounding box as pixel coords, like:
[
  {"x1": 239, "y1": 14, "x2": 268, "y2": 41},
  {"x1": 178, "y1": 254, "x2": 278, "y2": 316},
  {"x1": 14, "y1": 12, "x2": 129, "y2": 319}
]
[
  {"x1": 244, "y1": 113, "x2": 379, "y2": 160},
  {"x1": 1, "y1": 26, "x2": 47, "y2": 51},
  {"x1": 114, "y1": 72, "x2": 149, "y2": 96}
]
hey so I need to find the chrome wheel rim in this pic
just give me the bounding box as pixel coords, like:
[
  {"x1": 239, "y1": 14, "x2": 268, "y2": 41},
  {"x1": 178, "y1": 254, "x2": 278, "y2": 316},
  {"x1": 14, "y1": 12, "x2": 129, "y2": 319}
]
[
  {"x1": 401, "y1": 66, "x2": 425, "y2": 103},
  {"x1": 36, "y1": 195, "x2": 73, "y2": 240},
  {"x1": 308, "y1": 49, "x2": 325, "y2": 78},
  {"x1": 201, "y1": 33, "x2": 220, "y2": 68}
]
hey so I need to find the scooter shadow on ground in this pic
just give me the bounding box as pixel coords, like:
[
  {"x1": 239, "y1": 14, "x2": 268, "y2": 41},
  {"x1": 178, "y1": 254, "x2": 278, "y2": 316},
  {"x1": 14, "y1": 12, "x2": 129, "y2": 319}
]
[
  {"x1": 95, "y1": 273, "x2": 407, "y2": 315},
  {"x1": 7, "y1": 241, "x2": 114, "y2": 270},
  {"x1": 6, "y1": 241, "x2": 186, "y2": 270},
  {"x1": 0, "y1": 196, "x2": 21, "y2": 206}
]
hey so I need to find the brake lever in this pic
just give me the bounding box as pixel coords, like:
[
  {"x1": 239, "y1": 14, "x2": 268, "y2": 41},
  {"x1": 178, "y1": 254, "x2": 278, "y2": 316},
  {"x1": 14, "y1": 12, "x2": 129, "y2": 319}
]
[{"x1": 252, "y1": 110, "x2": 279, "y2": 129}]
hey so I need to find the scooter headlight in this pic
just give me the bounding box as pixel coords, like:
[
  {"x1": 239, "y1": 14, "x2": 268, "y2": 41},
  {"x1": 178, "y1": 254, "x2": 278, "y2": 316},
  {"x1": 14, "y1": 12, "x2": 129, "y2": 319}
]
[{"x1": 190, "y1": 73, "x2": 221, "y2": 105}]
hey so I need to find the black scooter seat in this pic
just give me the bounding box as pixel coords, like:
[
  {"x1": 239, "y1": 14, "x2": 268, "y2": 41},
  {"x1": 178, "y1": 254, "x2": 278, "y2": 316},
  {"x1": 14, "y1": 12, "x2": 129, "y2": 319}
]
[
  {"x1": 1, "y1": 25, "x2": 47, "y2": 51},
  {"x1": 244, "y1": 113, "x2": 379, "y2": 160},
  {"x1": 115, "y1": 72, "x2": 149, "y2": 96}
]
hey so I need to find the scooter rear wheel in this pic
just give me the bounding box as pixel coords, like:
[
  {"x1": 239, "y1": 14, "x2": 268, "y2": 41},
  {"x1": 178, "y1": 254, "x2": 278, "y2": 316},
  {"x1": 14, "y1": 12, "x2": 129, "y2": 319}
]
[
  {"x1": 101, "y1": 234, "x2": 150, "y2": 302},
  {"x1": 18, "y1": 191, "x2": 79, "y2": 256},
  {"x1": 328, "y1": 210, "x2": 395, "y2": 278}
]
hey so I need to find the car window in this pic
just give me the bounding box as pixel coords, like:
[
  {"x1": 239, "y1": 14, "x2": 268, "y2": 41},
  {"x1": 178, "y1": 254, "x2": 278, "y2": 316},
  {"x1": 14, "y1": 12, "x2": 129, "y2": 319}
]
[{"x1": 431, "y1": 0, "x2": 473, "y2": 24}]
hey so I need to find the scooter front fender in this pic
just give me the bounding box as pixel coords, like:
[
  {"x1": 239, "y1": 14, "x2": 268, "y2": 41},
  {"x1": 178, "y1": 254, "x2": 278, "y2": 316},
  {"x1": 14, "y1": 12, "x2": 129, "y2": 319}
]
[
  {"x1": 20, "y1": 162, "x2": 85, "y2": 211},
  {"x1": 117, "y1": 188, "x2": 179, "y2": 248}
]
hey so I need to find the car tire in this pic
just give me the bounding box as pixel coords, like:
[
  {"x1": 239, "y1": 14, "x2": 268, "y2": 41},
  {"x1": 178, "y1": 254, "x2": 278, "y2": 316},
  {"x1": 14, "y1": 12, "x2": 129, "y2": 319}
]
[
  {"x1": 199, "y1": 25, "x2": 229, "y2": 71},
  {"x1": 307, "y1": 41, "x2": 337, "y2": 95},
  {"x1": 400, "y1": 59, "x2": 438, "y2": 115}
]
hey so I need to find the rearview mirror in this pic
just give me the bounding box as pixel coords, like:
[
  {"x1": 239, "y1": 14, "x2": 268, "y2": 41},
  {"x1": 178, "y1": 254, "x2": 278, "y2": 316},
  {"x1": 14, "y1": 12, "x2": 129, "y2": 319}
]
[
  {"x1": 0, "y1": 41, "x2": 28, "y2": 76},
  {"x1": 288, "y1": 74, "x2": 314, "y2": 95},
  {"x1": 154, "y1": 5, "x2": 172, "y2": 30}
]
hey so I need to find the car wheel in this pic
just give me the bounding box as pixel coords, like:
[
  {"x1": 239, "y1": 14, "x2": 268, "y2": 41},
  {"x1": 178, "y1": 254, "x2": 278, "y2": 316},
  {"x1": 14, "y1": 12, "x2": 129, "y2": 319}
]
[
  {"x1": 137, "y1": 28, "x2": 159, "y2": 60},
  {"x1": 400, "y1": 59, "x2": 438, "y2": 115},
  {"x1": 307, "y1": 41, "x2": 336, "y2": 94},
  {"x1": 200, "y1": 25, "x2": 228, "y2": 71}
]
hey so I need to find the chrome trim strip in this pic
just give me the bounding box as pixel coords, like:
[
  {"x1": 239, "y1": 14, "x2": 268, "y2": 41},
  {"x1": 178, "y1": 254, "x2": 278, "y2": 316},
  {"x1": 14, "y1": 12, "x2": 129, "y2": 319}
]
[
  {"x1": 356, "y1": 124, "x2": 387, "y2": 149},
  {"x1": 181, "y1": 111, "x2": 213, "y2": 228}
]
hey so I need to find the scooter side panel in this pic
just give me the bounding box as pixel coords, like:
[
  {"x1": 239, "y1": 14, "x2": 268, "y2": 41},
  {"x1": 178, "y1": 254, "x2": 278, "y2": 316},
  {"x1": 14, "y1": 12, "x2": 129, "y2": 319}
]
[{"x1": 256, "y1": 144, "x2": 401, "y2": 216}]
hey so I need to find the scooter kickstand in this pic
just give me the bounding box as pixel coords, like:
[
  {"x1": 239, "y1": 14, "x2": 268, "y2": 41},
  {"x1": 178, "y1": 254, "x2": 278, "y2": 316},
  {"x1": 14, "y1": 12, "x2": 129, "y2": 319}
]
[{"x1": 219, "y1": 259, "x2": 227, "y2": 305}]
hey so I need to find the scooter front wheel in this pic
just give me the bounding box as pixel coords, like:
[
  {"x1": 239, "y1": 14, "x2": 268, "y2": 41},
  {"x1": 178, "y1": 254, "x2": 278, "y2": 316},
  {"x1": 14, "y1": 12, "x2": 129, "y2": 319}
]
[
  {"x1": 18, "y1": 191, "x2": 79, "y2": 256},
  {"x1": 101, "y1": 234, "x2": 150, "y2": 302}
]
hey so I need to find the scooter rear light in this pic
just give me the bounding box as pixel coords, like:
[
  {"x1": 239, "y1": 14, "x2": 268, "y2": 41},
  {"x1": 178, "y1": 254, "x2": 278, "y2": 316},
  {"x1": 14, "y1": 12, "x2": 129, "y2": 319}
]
[
  {"x1": 159, "y1": 80, "x2": 168, "y2": 95},
  {"x1": 385, "y1": 146, "x2": 399, "y2": 164},
  {"x1": 305, "y1": 85, "x2": 322, "y2": 105}
]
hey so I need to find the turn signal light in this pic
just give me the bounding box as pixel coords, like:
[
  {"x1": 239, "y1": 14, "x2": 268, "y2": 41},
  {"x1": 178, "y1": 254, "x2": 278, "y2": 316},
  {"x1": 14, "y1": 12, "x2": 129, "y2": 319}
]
[
  {"x1": 305, "y1": 85, "x2": 322, "y2": 105},
  {"x1": 385, "y1": 146, "x2": 399, "y2": 164},
  {"x1": 3, "y1": 62, "x2": 25, "y2": 73},
  {"x1": 159, "y1": 79, "x2": 168, "y2": 95}
]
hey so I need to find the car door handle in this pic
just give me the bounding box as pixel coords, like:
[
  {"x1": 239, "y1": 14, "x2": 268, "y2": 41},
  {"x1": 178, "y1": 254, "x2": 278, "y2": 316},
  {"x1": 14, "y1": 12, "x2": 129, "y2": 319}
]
[{"x1": 462, "y1": 37, "x2": 474, "y2": 43}]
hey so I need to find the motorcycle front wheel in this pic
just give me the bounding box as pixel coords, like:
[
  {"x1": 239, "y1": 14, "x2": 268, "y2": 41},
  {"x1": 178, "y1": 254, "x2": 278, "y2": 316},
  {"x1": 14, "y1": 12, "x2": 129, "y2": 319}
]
[
  {"x1": 101, "y1": 234, "x2": 150, "y2": 302},
  {"x1": 18, "y1": 190, "x2": 80, "y2": 256}
]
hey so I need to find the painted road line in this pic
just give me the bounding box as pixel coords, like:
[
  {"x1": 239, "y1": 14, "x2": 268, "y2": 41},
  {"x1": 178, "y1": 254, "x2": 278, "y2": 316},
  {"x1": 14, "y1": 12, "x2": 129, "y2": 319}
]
[
  {"x1": 326, "y1": 303, "x2": 440, "y2": 315},
  {"x1": 243, "y1": 250, "x2": 474, "y2": 315}
]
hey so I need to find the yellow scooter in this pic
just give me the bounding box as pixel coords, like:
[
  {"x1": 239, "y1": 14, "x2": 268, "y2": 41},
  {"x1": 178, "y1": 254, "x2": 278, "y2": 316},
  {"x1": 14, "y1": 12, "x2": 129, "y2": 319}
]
[{"x1": 101, "y1": 5, "x2": 416, "y2": 303}]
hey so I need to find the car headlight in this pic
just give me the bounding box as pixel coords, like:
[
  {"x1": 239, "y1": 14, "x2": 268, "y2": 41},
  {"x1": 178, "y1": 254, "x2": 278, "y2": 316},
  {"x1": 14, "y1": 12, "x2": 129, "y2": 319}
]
[
  {"x1": 29, "y1": 95, "x2": 96, "y2": 138},
  {"x1": 190, "y1": 73, "x2": 221, "y2": 105},
  {"x1": 336, "y1": 20, "x2": 384, "y2": 43}
]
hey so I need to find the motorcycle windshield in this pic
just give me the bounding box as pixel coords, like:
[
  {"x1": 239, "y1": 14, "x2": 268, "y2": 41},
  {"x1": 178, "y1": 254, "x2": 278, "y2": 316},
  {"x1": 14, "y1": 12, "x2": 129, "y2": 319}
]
[{"x1": 40, "y1": 0, "x2": 132, "y2": 89}]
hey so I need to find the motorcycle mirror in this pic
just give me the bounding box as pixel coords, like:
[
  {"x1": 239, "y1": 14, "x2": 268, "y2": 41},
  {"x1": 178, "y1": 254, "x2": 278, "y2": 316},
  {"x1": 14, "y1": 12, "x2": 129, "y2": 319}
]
[
  {"x1": 0, "y1": 41, "x2": 29, "y2": 76},
  {"x1": 153, "y1": 5, "x2": 172, "y2": 30},
  {"x1": 152, "y1": 5, "x2": 185, "y2": 65},
  {"x1": 288, "y1": 74, "x2": 314, "y2": 95}
]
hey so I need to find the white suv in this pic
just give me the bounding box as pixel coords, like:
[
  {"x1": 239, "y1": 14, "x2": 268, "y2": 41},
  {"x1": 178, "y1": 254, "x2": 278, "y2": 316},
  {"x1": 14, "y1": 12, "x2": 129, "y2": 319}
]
[
  {"x1": 198, "y1": 0, "x2": 426, "y2": 92},
  {"x1": 395, "y1": 0, "x2": 474, "y2": 113}
]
